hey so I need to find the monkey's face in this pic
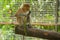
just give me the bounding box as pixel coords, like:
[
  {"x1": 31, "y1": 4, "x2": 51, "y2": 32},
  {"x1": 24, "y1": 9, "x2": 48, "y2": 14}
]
[{"x1": 22, "y1": 4, "x2": 30, "y2": 12}]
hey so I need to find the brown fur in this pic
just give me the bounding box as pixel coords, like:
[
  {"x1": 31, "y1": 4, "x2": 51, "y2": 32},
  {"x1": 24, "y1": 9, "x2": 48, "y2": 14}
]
[{"x1": 15, "y1": 3, "x2": 30, "y2": 27}]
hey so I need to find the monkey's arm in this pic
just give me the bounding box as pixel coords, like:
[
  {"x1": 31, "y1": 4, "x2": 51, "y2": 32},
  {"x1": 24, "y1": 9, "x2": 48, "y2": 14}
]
[{"x1": 27, "y1": 11, "x2": 31, "y2": 15}]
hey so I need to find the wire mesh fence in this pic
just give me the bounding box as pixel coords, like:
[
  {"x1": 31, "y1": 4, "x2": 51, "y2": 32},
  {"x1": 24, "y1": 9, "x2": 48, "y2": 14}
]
[
  {"x1": 0, "y1": 0, "x2": 60, "y2": 40},
  {"x1": 0, "y1": 0, "x2": 59, "y2": 24}
]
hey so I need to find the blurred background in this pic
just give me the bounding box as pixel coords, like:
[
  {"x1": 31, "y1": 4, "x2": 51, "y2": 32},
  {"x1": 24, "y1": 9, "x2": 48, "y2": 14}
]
[{"x1": 0, "y1": 0, "x2": 60, "y2": 40}]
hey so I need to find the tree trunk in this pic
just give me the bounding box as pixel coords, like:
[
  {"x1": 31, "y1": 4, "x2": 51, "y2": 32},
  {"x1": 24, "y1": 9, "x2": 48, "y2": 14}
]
[{"x1": 15, "y1": 25, "x2": 60, "y2": 40}]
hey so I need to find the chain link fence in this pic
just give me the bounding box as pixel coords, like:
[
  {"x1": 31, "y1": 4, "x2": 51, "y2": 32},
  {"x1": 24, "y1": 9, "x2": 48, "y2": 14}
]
[{"x1": 0, "y1": 0, "x2": 60, "y2": 40}]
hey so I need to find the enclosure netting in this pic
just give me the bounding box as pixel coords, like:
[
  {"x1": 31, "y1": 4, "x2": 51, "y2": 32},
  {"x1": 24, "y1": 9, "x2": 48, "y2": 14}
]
[
  {"x1": 0, "y1": 0, "x2": 60, "y2": 40},
  {"x1": 0, "y1": 0, "x2": 60, "y2": 24}
]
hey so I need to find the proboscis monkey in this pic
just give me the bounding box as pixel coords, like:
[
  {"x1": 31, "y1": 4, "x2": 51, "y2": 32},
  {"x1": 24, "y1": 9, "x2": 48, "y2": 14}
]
[{"x1": 15, "y1": 3, "x2": 31, "y2": 28}]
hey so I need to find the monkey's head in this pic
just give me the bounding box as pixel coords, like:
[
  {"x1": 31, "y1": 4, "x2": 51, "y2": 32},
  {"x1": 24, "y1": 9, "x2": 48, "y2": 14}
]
[
  {"x1": 21, "y1": 3, "x2": 30, "y2": 12},
  {"x1": 15, "y1": 3, "x2": 30, "y2": 17}
]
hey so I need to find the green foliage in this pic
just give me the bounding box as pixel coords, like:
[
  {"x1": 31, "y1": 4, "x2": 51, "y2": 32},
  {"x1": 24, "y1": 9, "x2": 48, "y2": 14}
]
[
  {"x1": 0, "y1": 24, "x2": 14, "y2": 40},
  {"x1": 0, "y1": 0, "x2": 60, "y2": 40}
]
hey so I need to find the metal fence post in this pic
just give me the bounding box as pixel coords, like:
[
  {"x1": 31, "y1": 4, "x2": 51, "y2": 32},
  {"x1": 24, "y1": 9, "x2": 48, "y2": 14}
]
[{"x1": 55, "y1": 0, "x2": 59, "y2": 31}]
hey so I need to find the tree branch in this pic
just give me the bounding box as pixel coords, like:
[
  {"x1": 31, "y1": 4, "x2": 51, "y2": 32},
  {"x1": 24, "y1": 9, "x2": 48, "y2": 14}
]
[
  {"x1": 15, "y1": 25, "x2": 60, "y2": 40},
  {"x1": 0, "y1": 22, "x2": 60, "y2": 26}
]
